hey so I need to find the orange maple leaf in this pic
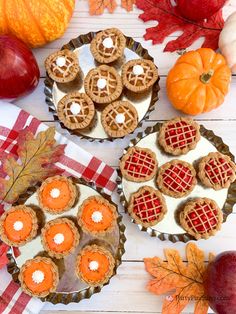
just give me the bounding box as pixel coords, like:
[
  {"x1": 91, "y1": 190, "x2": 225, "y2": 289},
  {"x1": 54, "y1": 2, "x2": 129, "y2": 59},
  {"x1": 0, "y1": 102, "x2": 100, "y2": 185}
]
[
  {"x1": 121, "y1": 0, "x2": 136, "y2": 11},
  {"x1": 144, "y1": 243, "x2": 214, "y2": 314},
  {"x1": 89, "y1": 0, "x2": 117, "y2": 15}
]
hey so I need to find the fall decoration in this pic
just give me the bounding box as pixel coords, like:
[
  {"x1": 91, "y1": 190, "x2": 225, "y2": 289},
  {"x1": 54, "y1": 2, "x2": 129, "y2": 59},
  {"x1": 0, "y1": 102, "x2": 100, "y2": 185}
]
[
  {"x1": 89, "y1": 0, "x2": 136, "y2": 15},
  {"x1": 0, "y1": 0, "x2": 75, "y2": 48},
  {"x1": 136, "y1": 0, "x2": 224, "y2": 52},
  {"x1": 166, "y1": 48, "x2": 231, "y2": 115}
]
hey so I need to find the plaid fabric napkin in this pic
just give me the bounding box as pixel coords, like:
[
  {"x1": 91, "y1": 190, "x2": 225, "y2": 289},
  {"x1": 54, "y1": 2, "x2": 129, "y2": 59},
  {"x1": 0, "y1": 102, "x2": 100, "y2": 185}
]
[{"x1": 0, "y1": 101, "x2": 117, "y2": 314}]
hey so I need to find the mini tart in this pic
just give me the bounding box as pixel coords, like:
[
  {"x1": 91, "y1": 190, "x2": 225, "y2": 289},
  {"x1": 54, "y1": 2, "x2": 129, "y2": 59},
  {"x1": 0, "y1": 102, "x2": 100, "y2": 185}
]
[
  {"x1": 38, "y1": 176, "x2": 77, "y2": 215},
  {"x1": 158, "y1": 117, "x2": 201, "y2": 156},
  {"x1": 41, "y1": 218, "x2": 80, "y2": 259},
  {"x1": 84, "y1": 65, "x2": 123, "y2": 104},
  {"x1": 101, "y1": 100, "x2": 138, "y2": 138},
  {"x1": 19, "y1": 257, "x2": 59, "y2": 298},
  {"x1": 57, "y1": 92, "x2": 95, "y2": 130},
  {"x1": 76, "y1": 244, "x2": 115, "y2": 286},
  {"x1": 0, "y1": 205, "x2": 38, "y2": 247},
  {"x1": 90, "y1": 28, "x2": 126, "y2": 64},
  {"x1": 128, "y1": 186, "x2": 167, "y2": 228},
  {"x1": 77, "y1": 196, "x2": 118, "y2": 236},
  {"x1": 45, "y1": 49, "x2": 80, "y2": 83},
  {"x1": 198, "y1": 152, "x2": 236, "y2": 190},
  {"x1": 179, "y1": 198, "x2": 223, "y2": 240},
  {"x1": 122, "y1": 59, "x2": 158, "y2": 93},
  {"x1": 157, "y1": 160, "x2": 197, "y2": 198},
  {"x1": 120, "y1": 146, "x2": 158, "y2": 182}
]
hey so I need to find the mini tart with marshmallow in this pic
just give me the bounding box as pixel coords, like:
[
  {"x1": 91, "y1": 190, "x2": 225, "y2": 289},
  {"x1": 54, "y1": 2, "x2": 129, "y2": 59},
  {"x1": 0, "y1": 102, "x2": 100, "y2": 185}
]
[
  {"x1": 179, "y1": 198, "x2": 223, "y2": 240},
  {"x1": 77, "y1": 196, "x2": 118, "y2": 236},
  {"x1": 45, "y1": 49, "x2": 80, "y2": 83},
  {"x1": 19, "y1": 257, "x2": 59, "y2": 298},
  {"x1": 84, "y1": 65, "x2": 123, "y2": 104},
  {"x1": 0, "y1": 205, "x2": 38, "y2": 247},
  {"x1": 122, "y1": 59, "x2": 158, "y2": 93},
  {"x1": 76, "y1": 244, "x2": 115, "y2": 286},
  {"x1": 57, "y1": 92, "x2": 95, "y2": 131},
  {"x1": 38, "y1": 176, "x2": 77, "y2": 214},
  {"x1": 90, "y1": 28, "x2": 126, "y2": 64},
  {"x1": 101, "y1": 100, "x2": 138, "y2": 138},
  {"x1": 41, "y1": 218, "x2": 80, "y2": 259}
]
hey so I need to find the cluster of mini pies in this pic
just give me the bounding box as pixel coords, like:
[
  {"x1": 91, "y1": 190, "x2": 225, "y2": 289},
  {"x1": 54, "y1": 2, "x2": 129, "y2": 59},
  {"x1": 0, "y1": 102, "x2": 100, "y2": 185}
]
[
  {"x1": 120, "y1": 117, "x2": 236, "y2": 240},
  {"x1": 45, "y1": 28, "x2": 158, "y2": 138},
  {"x1": 0, "y1": 176, "x2": 118, "y2": 298}
]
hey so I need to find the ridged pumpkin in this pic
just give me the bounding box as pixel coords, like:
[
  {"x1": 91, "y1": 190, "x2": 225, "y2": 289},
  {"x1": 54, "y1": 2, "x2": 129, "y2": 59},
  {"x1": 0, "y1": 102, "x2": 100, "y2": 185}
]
[
  {"x1": 166, "y1": 48, "x2": 231, "y2": 115},
  {"x1": 0, "y1": 0, "x2": 75, "y2": 48}
]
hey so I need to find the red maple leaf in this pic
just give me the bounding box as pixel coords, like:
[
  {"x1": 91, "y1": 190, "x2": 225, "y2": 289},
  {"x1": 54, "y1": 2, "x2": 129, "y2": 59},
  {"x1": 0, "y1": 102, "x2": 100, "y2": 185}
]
[
  {"x1": 0, "y1": 242, "x2": 9, "y2": 269},
  {"x1": 136, "y1": 0, "x2": 224, "y2": 52}
]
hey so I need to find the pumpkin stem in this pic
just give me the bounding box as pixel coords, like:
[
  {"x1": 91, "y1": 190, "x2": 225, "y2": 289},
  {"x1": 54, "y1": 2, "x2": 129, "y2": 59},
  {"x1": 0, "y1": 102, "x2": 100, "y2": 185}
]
[{"x1": 200, "y1": 69, "x2": 214, "y2": 84}]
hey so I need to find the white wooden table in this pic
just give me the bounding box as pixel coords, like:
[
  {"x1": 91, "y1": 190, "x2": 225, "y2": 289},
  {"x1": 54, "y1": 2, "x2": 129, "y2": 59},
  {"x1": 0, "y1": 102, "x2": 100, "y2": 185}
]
[{"x1": 13, "y1": 1, "x2": 236, "y2": 313}]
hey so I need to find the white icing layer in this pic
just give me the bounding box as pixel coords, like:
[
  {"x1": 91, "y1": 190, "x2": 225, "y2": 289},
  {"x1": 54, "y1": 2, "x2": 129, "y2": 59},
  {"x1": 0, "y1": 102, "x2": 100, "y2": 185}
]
[
  {"x1": 50, "y1": 188, "x2": 60, "y2": 199},
  {"x1": 102, "y1": 37, "x2": 113, "y2": 49},
  {"x1": 97, "y1": 78, "x2": 107, "y2": 89},
  {"x1": 53, "y1": 233, "x2": 65, "y2": 245},
  {"x1": 56, "y1": 56, "x2": 66, "y2": 67},
  {"x1": 70, "y1": 102, "x2": 81, "y2": 115},
  {"x1": 89, "y1": 261, "x2": 99, "y2": 271},
  {"x1": 32, "y1": 270, "x2": 45, "y2": 284},
  {"x1": 133, "y1": 65, "x2": 144, "y2": 76},
  {"x1": 13, "y1": 221, "x2": 23, "y2": 231},
  {"x1": 115, "y1": 113, "x2": 125, "y2": 124},
  {"x1": 91, "y1": 211, "x2": 103, "y2": 223}
]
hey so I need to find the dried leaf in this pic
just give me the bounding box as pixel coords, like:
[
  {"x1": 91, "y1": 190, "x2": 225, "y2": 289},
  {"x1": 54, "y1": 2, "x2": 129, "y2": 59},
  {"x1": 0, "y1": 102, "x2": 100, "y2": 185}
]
[
  {"x1": 121, "y1": 0, "x2": 136, "y2": 11},
  {"x1": 0, "y1": 242, "x2": 9, "y2": 269},
  {"x1": 136, "y1": 0, "x2": 224, "y2": 52},
  {"x1": 89, "y1": 0, "x2": 117, "y2": 15}
]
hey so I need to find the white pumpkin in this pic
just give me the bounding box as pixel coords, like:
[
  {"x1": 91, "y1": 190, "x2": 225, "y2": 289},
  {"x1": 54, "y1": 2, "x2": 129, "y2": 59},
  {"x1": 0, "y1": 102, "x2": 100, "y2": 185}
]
[{"x1": 219, "y1": 12, "x2": 236, "y2": 74}]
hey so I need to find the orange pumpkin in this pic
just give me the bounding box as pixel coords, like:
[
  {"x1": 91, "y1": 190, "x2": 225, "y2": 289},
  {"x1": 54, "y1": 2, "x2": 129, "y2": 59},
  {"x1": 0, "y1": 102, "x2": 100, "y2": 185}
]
[
  {"x1": 166, "y1": 48, "x2": 231, "y2": 115},
  {"x1": 0, "y1": 0, "x2": 75, "y2": 48}
]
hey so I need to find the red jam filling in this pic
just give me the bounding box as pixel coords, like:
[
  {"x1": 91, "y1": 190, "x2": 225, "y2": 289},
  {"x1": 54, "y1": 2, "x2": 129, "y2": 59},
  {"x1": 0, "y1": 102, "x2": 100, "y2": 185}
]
[
  {"x1": 162, "y1": 164, "x2": 194, "y2": 192},
  {"x1": 205, "y1": 157, "x2": 233, "y2": 185},
  {"x1": 165, "y1": 121, "x2": 197, "y2": 149}
]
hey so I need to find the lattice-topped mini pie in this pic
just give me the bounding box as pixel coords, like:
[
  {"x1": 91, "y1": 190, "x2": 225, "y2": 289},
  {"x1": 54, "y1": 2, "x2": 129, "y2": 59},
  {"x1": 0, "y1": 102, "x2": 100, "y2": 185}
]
[
  {"x1": 198, "y1": 152, "x2": 236, "y2": 190},
  {"x1": 122, "y1": 59, "x2": 158, "y2": 93},
  {"x1": 90, "y1": 28, "x2": 126, "y2": 64},
  {"x1": 157, "y1": 159, "x2": 197, "y2": 198},
  {"x1": 45, "y1": 49, "x2": 80, "y2": 83},
  {"x1": 128, "y1": 186, "x2": 167, "y2": 228},
  {"x1": 101, "y1": 100, "x2": 138, "y2": 138},
  {"x1": 159, "y1": 117, "x2": 201, "y2": 156},
  {"x1": 120, "y1": 147, "x2": 158, "y2": 182},
  {"x1": 180, "y1": 198, "x2": 223, "y2": 239},
  {"x1": 84, "y1": 65, "x2": 123, "y2": 104},
  {"x1": 57, "y1": 92, "x2": 95, "y2": 130}
]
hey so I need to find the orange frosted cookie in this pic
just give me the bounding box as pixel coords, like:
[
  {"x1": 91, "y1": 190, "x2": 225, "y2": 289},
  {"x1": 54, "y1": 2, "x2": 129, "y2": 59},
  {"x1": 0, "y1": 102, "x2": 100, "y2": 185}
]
[
  {"x1": 19, "y1": 257, "x2": 59, "y2": 297},
  {"x1": 38, "y1": 176, "x2": 77, "y2": 214},
  {"x1": 77, "y1": 196, "x2": 118, "y2": 236},
  {"x1": 41, "y1": 218, "x2": 80, "y2": 259},
  {"x1": 0, "y1": 205, "x2": 38, "y2": 247},
  {"x1": 76, "y1": 244, "x2": 115, "y2": 286}
]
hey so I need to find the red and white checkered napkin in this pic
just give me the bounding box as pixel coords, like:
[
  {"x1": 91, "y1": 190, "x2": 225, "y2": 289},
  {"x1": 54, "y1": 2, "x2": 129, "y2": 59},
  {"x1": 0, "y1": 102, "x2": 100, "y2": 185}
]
[{"x1": 0, "y1": 101, "x2": 117, "y2": 314}]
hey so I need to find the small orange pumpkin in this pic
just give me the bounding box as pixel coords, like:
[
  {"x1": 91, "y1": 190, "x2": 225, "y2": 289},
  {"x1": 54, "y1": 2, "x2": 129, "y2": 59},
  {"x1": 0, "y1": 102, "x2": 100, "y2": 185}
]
[
  {"x1": 166, "y1": 48, "x2": 231, "y2": 115},
  {"x1": 0, "y1": 0, "x2": 75, "y2": 48}
]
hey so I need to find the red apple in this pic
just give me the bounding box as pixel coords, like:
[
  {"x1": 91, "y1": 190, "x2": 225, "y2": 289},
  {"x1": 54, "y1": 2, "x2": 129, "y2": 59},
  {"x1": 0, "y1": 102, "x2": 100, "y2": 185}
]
[
  {"x1": 176, "y1": 0, "x2": 227, "y2": 21},
  {"x1": 204, "y1": 251, "x2": 236, "y2": 314}
]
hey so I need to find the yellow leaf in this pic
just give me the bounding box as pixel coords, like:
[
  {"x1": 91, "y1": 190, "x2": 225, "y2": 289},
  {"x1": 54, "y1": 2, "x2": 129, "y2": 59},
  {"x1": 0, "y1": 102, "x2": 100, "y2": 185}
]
[
  {"x1": 89, "y1": 0, "x2": 117, "y2": 15},
  {"x1": 121, "y1": 0, "x2": 136, "y2": 11}
]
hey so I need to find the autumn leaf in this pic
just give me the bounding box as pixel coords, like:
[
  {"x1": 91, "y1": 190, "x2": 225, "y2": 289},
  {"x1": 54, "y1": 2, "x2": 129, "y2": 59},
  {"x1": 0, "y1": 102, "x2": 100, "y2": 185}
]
[
  {"x1": 144, "y1": 243, "x2": 213, "y2": 314},
  {"x1": 89, "y1": 0, "x2": 117, "y2": 15},
  {"x1": 0, "y1": 127, "x2": 65, "y2": 204},
  {"x1": 0, "y1": 242, "x2": 9, "y2": 269},
  {"x1": 121, "y1": 0, "x2": 136, "y2": 12}
]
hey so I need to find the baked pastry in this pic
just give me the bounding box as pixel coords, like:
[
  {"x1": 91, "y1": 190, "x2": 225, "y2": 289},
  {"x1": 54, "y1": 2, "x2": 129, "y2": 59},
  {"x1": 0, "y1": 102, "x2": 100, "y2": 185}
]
[
  {"x1": 122, "y1": 59, "x2": 158, "y2": 93},
  {"x1": 19, "y1": 256, "x2": 59, "y2": 297},
  {"x1": 179, "y1": 198, "x2": 223, "y2": 240},
  {"x1": 101, "y1": 100, "x2": 138, "y2": 138},
  {"x1": 84, "y1": 65, "x2": 123, "y2": 104},
  {"x1": 158, "y1": 117, "x2": 201, "y2": 156},
  {"x1": 120, "y1": 147, "x2": 158, "y2": 182},
  {"x1": 77, "y1": 196, "x2": 118, "y2": 236},
  {"x1": 38, "y1": 176, "x2": 77, "y2": 214},
  {"x1": 90, "y1": 28, "x2": 126, "y2": 64},
  {"x1": 198, "y1": 152, "x2": 236, "y2": 190},
  {"x1": 57, "y1": 92, "x2": 95, "y2": 130},
  {"x1": 41, "y1": 218, "x2": 80, "y2": 259},
  {"x1": 128, "y1": 186, "x2": 167, "y2": 228},
  {"x1": 0, "y1": 205, "x2": 38, "y2": 247},
  {"x1": 45, "y1": 49, "x2": 80, "y2": 83},
  {"x1": 157, "y1": 160, "x2": 197, "y2": 198},
  {"x1": 76, "y1": 244, "x2": 115, "y2": 286}
]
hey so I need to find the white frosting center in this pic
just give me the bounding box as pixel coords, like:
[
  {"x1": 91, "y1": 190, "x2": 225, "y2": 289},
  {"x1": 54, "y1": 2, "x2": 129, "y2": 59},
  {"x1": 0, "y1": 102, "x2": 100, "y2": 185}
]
[
  {"x1": 50, "y1": 188, "x2": 60, "y2": 199},
  {"x1": 13, "y1": 221, "x2": 23, "y2": 231},
  {"x1": 102, "y1": 37, "x2": 114, "y2": 49},
  {"x1": 56, "y1": 56, "x2": 66, "y2": 67},
  {"x1": 89, "y1": 261, "x2": 99, "y2": 271},
  {"x1": 70, "y1": 102, "x2": 81, "y2": 115},
  {"x1": 53, "y1": 233, "x2": 65, "y2": 245},
  {"x1": 115, "y1": 113, "x2": 125, "y2": 124},
  {"x1": 97, "y1": 78, "x2": 107, "y2": 89},
  {"x1": 91, "y1": 211, "x2": 103, "y2": 223},
  {"x1": 32, "y1": 270, "x2": 45, "y2": 284},
  {"x1": 133, "y1": 65, "x2": 144, "y2": 76}
]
